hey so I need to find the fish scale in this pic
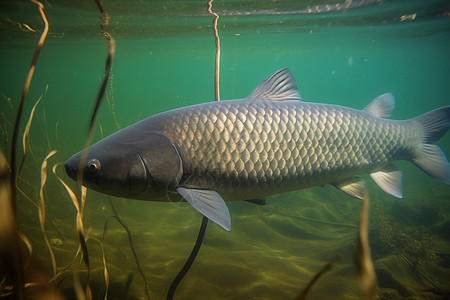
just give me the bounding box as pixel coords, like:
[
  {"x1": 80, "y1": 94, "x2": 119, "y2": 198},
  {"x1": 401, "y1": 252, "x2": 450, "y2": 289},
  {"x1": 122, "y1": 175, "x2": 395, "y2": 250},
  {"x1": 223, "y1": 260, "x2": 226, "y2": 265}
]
[
  {"x1": 150, "y1": 99, "x2": 416, "y2": 198},
  {"x1": 64, "y1": 68, "x2": 450, "y2": 231}
]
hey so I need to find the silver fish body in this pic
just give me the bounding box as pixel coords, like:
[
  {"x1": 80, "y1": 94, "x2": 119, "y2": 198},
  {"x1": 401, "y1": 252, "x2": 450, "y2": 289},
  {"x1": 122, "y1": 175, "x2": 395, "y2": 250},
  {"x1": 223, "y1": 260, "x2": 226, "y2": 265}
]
[
  {"x1": 65, "y1": 69, "x2": 450, "y2": 231},
  {"x1": 147, "y1": 99, "x2": 418, "y2": 200}
]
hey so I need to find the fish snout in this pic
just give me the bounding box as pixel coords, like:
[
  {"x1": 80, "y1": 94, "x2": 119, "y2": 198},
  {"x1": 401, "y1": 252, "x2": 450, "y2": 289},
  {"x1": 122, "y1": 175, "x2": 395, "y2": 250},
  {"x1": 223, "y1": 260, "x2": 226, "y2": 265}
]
[{"x1": 64, "y1": 155, "x2": 79, "y2": 181}]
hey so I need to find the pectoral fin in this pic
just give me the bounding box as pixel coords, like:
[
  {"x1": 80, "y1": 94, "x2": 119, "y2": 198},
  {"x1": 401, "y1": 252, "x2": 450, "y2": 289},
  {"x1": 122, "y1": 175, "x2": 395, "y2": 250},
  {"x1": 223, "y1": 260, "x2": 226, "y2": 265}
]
[{"x1": 177, "y1": 187, "x2": 231, "y2": 231}]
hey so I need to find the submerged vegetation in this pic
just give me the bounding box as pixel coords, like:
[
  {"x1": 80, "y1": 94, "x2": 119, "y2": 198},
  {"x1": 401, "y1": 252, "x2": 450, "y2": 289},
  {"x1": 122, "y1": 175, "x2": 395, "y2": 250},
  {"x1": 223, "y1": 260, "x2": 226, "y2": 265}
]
[{"x1": 371, "y1": 196, "x2": 441, "y2": 292}]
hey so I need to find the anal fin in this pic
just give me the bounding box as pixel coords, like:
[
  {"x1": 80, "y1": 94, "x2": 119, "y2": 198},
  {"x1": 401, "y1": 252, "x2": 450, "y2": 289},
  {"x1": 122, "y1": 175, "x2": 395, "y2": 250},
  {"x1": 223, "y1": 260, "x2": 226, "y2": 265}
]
[
  {"x1": 177, "y1": 187, "x2": 231, "y2": 231},
  {"x1": 370, "y1": 164, "x2": 403, "y2": 198}
]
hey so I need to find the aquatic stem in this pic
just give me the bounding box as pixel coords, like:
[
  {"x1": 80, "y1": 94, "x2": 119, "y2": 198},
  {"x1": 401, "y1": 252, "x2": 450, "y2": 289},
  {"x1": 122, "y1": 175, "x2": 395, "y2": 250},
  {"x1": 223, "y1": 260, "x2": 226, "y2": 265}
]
[
  {"x1": 99, "y1": 239, "x2": 109, "y2": 300},
  {"x1": 71, "y1": 1, "x2": 116, "y2": 297},
  {"x1": 38, "y1": 150, "x2": 57, "y2": 276},
  {"x1": 166, "y1": 3, "x2": 221, "y2": 298},
  {"x1": 166, "y1": 4, "x2": 220, "y2": 297},
  {"x1": 6, "y1": 0, "x2": 48, "y2": 297},
  {"x1": 18, "y1": 88, "x2": 46, "y2": 174},
  {"x1": 10, "y1": 0, "x2": 49, "y2": 217},
  {"x1": 355, "y1": 190, "x2": 377, "y2": 300},
  {"x1": 167, "y1": 216, "x2": 208, "y2": 300},
  {"x1": 89, "y1": 237, "x2": 109, "y2": 300},
  {"x1": 207, "y1": 0, "x2": 221, "y2": 101},
  {"x1": 77, "y1": 0, "x2": 116, "y2": 185},
  {"x1": 297, "y1": 261, "x2": 335, "y2": 300},
  {"x1": 77, "y1": 0, "x2": 116, "y2": 183},
  {"x1": 52, "y1": 164, "x2": 90, "y2": 298},
  {"x1": 89, "y1": 0, "x2": 116, "y2": 135},
  {"x1": 108, "y1": 198, "x2": 151, "y2": 300}
]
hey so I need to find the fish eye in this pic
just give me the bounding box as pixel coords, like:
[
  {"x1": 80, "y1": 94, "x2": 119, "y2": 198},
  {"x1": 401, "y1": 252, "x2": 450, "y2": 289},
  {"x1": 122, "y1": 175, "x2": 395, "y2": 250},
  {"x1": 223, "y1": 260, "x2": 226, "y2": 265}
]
[{"x1": 87, "y1": 159, "x2": 101, "y2": 173}]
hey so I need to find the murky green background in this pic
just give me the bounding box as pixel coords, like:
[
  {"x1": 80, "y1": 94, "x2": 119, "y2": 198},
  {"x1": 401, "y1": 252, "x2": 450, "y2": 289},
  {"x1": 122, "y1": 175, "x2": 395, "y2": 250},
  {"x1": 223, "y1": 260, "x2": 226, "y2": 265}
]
[{"x1": 1, "y1": 0, "x2": 450, "y2": 299}]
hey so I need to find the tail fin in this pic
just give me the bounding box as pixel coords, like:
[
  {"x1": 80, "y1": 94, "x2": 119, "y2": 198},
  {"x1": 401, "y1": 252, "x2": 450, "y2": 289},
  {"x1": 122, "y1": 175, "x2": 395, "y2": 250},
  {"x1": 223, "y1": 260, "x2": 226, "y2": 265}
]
[{"x1": 412, "y1": 106, "x2": 450, "y2": 184}]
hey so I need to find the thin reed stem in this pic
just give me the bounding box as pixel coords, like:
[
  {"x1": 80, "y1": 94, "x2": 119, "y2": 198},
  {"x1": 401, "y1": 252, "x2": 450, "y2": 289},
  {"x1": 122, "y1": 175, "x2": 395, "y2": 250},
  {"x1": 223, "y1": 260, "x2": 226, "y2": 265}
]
[
  {"x1": 10, "y1": 0, "x2": 49, "y2": 218},
  {"x1": 167, "y1": 216, "x2": 208, "y2": 300},
  {"x1": 71, "y1": 2, "x2": 116, "y2": 298},
  {"x1": 6, "y1": 1, "x2": 48, "y2": 297},
  {"x1": 52, "y1": 164, "x2": 90, "y2": 298},
  {"x1": 108, "y1": 198, "x2": 151, "y2": 300},
  {"x1": 297, "y1": 261, "x2": 335, "y2": 300},
  {"x1": 89, "y1": 237, "x2": 109, "y2": 300},
  {"x1": 38, "y1": 150, "x2": 57, "y2": 276},
  {"x1": 76, "y1": 0, "x2": 116, "y2": 186},
  {"x1": 355, "y1": 191, "x2": 377, "y2": 300},
  {"x1": 18, "y1": 89, "x2": 45, "y2": 174},
  {"x1": 88, "y1": 0, "x2": 116, "y2": 136},
  {"x1": 207, "y1": 0, "x2": 221, "y2": 101},
  {"x1": 166, "y1": 3, "x2": 221, "y2": 298}
]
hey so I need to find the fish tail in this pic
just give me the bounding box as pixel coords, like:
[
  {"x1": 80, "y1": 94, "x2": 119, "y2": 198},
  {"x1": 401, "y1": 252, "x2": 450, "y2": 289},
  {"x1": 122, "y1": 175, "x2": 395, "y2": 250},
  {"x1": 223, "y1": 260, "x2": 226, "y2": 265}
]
[{"x1": 411, "y1": 106, "x2": 450, "y2": 184}]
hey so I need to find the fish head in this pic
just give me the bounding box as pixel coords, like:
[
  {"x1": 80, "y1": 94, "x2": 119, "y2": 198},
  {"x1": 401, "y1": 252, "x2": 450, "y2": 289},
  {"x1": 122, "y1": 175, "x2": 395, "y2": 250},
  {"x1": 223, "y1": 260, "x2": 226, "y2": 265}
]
[{"x1": 64, "y1": 130, "x2": 183, "y2": 200}]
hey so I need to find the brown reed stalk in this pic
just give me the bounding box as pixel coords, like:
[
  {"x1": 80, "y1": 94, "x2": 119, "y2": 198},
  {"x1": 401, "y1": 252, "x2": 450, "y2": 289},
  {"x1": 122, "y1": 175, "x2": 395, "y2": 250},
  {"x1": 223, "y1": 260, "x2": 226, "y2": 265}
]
[
  {"x1": 76, "y1": 0, "x2": 116, "y2": 185},
  {"x1": 355, "y1": 190, "x2": 377, "y2": 300},
  {"x1": 88, "y1": 0, "x2": 116, "y2": 136},
  {"x1": 167, "y1": 3, "x2": 222, "y2": 298},
  {"x1": 207, "y1": 0, "x2": 221, "y2": 101},
  {"x1": 10, "y1": 0, "x2": 48, "y2": 218},
  {"x1": 52, "y1": 164, "x2": 79, "y2": 212},
  {"x1": 4, "y1": 0, "x2": 48, "y2": 297},
  {"x1": 52, "y1": 164, "x2": 90, "y2": 298},
  {"x1": 78, "y1": 187, "x2": 92, "y2": 299},
  {"x1": 99, "y1": 239, "x2": 109, "y2": 300},
  {"x1": 76, "y1": 0, "x2": 116, "y2": 184},
  {"x1": 72, "y1": 264, "x2": 85, "y2": 300},
  {"x1": 89, "y1": 237, "x2": 109, "y2": 300},
  {"x1": 47, "y1": 238, "x2": 83, "y2": 286},
  {"x1": 38, "y1": 150, "x2": 57, "y2": 277},
  {"x1": 51, "y1": 165, "x2": 88, "y2": 269},
  {"x1": 18, "y1": 87, "x2": 46, "y2": 174},
  {"x1": 68, "y1": 1, "x2": 116, "y2": 297}
]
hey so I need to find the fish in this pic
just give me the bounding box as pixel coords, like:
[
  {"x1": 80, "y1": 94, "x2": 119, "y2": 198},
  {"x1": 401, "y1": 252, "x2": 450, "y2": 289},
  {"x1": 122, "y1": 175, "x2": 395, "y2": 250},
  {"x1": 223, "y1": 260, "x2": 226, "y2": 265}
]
[{"x1": 65, "y1": 69, "x2": 450, "y2": 231}]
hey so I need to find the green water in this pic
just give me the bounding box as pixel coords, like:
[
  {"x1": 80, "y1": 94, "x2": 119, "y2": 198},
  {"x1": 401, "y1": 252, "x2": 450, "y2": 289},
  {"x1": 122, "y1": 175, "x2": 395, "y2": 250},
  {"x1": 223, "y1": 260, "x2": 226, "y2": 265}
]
[{"x1": 1, "y1": 0, "x2": 450, "y2": 299}]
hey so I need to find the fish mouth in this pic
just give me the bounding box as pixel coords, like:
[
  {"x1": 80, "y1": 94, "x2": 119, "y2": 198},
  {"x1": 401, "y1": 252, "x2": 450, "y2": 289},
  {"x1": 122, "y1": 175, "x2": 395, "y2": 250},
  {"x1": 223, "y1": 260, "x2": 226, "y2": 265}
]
[{"x1": 64, "y1": 154, "x2": 79, "y2": 181}]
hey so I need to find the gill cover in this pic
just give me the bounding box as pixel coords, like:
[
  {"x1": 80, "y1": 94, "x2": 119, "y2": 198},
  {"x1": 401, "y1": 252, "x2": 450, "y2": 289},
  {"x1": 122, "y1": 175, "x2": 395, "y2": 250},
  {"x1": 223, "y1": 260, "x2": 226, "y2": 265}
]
[
  {"x1": 140, "y1": 133, "x2": 232, "y2": 231},
  {"x1": 138, "y1": 132, "x2": 183, "y2": 193}
]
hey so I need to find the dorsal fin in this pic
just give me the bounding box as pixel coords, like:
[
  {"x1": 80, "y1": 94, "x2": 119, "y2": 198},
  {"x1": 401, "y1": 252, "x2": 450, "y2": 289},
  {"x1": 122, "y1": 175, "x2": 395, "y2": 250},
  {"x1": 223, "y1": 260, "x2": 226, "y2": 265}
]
[
  {"x1": 248, "y1": 68, "x2": 301, "y2": 101},
  {"x1": 363, "y1": 93, "x2": 395, "y2": 118}
]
